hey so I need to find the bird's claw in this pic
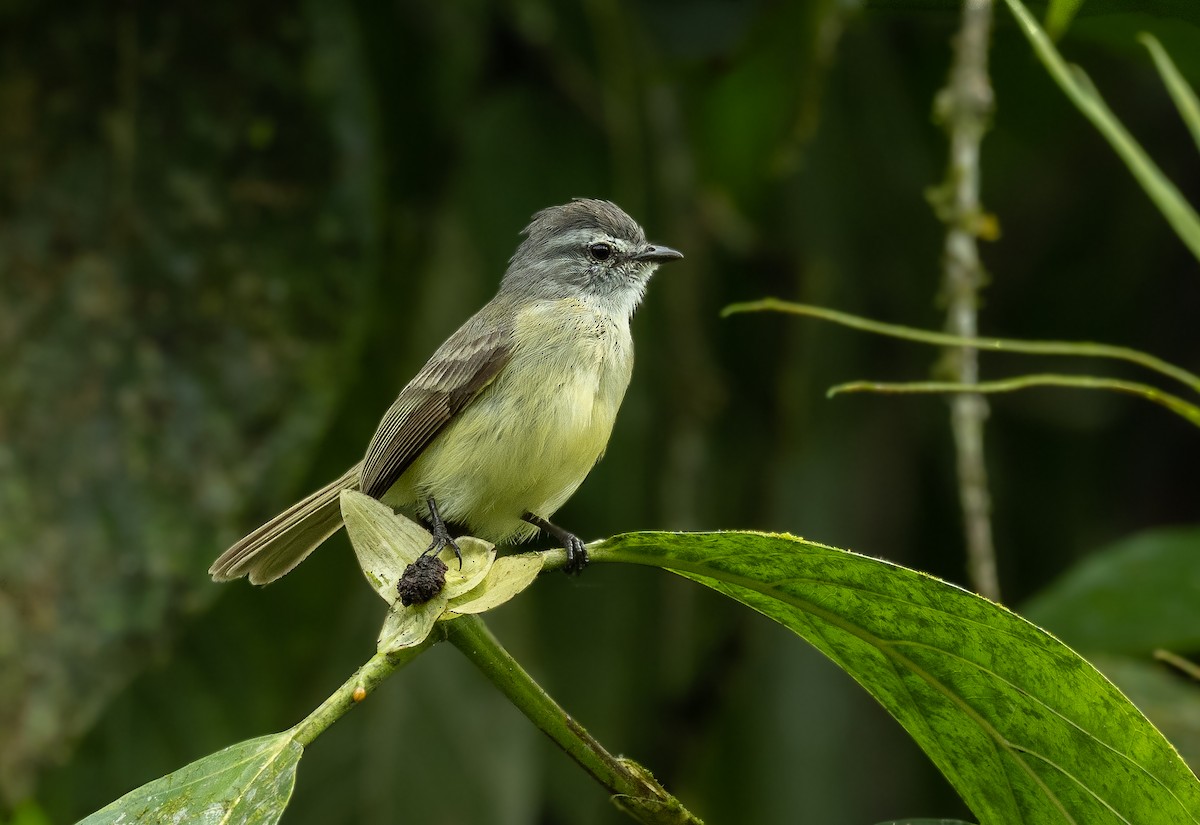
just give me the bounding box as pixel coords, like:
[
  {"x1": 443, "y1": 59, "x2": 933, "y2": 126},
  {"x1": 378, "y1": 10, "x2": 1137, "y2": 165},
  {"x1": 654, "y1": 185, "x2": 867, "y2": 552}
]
[
  {"x1": 563, "y1": 534, "x2": 589, "y2": 575},
  {"x1": 421, "y1": 497, "x2": 462, "y2": 569},
  {"x1": 422, "y1": 522, "x2": 462, "y2": 569}
]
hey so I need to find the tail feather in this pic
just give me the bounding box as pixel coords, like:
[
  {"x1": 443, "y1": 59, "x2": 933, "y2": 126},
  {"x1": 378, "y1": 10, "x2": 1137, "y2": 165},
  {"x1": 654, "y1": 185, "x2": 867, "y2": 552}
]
[{"x1": 210, "y1": 463, "x2": 362, "y2": 585}]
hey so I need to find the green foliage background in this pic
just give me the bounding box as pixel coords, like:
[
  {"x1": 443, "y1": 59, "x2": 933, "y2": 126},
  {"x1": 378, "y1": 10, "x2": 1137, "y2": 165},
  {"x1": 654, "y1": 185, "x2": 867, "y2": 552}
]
[{"x1": 2, "y1": 0, "x2": 1198, "y2": 823}]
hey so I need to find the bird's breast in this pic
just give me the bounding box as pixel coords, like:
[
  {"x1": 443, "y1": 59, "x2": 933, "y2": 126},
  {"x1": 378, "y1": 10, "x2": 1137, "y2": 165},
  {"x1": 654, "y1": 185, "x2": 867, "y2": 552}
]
[{"x1": 393, "y1": 298, "x2": 635, "y2": 541}]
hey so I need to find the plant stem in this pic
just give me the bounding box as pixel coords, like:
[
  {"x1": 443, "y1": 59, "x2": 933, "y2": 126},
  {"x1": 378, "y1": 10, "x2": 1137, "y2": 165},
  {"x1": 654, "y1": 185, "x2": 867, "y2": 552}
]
[
  {"x1": 722, "y1": 299, "x2": 1200, "y2": 396},
  {"x1": 445, "y1": 614, "x2": 703, "y2": 825},
  {"x1": 289, "y1": 633, "x2": 439, "y2": 747},
  {"x1": 1139, "y1": 34, "x2": 1200, "y2": 156},
  {"x1": 828, "y1": 374, "x2": 1200, "y2": 429},
  {"x1": 1155, "y1": 649, "x2": 1200, "y2": 681},
  {"x1": 1002, "y1": 0, "x2": 1200, "y2": 264},
  {"x1": 935, "y1": 0, "x2": 1001, "y2": 602}
]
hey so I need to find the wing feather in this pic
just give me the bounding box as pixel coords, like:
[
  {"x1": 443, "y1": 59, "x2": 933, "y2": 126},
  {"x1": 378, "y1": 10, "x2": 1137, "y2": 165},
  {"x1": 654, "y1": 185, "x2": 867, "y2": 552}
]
[{"x1": 359, "y1": 317, "x2": 512, "y2": 498}]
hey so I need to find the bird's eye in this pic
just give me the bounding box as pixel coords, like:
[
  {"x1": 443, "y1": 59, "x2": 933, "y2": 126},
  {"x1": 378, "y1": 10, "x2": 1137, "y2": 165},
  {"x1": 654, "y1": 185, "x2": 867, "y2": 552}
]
[{"x1": 588, "y1": 242, "x2": 613, "y2": 262}]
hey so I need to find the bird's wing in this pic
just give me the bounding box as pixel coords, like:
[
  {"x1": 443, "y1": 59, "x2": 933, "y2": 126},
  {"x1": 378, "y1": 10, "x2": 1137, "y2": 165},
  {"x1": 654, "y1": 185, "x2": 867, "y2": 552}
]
[{"x1": 359, "y1": 315, "x2": 513, "y2": 499}]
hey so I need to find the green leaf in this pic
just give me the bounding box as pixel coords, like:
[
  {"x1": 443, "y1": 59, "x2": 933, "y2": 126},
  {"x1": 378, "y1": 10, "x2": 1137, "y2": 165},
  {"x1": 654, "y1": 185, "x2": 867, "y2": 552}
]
[
  {"x1": 77, "y1": 733, "x2": 301, "y2": 825},
  {"x1": 377, "y1": 593, "x2": 448, "y2": 652},
  {"x1": 1045, "y1": 0, "x2": 1086, "y2": 38},
  {"x1": 1088, "y1": 654, "x2": 1200, "y2": 769},
  {"x1": 594, "y1": 532, "x2": 1200, "y2": 825},
  {"x1": 1023, "y1": 526, "x2": 1200, "y2": 655},
  {"x1": 340, "y1": 489, "x2": 500, "y2": 606},
  {"x1": 446, "y1": 553, "x2": 544, "y2": 617},
  {"x1": 442, "y1": 538, "x2": 500, "y2": 600},
  {"x1": 340, "y1": 489, "x2": 432, "y2": 601},
  {"x1": 873, "y1": 820, "x2": 977, "y2": 825}
]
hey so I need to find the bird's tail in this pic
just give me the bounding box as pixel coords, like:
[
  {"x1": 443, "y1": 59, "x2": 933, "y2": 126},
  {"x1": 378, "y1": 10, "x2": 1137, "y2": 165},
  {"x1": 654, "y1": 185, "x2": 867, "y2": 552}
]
[{"x1": 209, "y1": 462, "x2": 362, "y2": 585}]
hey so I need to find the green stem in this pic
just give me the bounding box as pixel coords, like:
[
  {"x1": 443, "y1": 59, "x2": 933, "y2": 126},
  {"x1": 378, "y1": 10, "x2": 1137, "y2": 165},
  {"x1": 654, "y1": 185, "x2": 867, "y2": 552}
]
[
  {"x1": 723, "y1": 299, "x2": 1200, "y2": 396},
  {"x1": 827, "y1": 374, "x2": 1200, "y2": 428},
  {"x1": 1154, "y1": 649, "x2": 1200, "y2": 682},
  {"x1": 289, "y1": 633, "x2": 440, "y2": 747},
  {"x1": 1001, "y1": 0, "x2": 1200, "y2": 264},
  {"x1": 445, "y1": 614, "x2": 703, "y2": 825},
  {"x1": 1140, "y1": 34, "x2": 1200, "y2": 156}
]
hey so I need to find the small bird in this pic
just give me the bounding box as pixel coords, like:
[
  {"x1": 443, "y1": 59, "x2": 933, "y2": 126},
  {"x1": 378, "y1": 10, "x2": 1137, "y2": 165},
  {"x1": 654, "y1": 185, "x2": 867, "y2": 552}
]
[{"x1": 210, "y1": 199, "x2": 682, "y2": 584}]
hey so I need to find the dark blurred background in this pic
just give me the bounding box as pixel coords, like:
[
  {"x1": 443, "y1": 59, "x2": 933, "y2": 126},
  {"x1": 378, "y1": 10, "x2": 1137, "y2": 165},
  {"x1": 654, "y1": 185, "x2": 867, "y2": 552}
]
[{"x1": 3, "y1": 1, "x2": 1199, "y2": 823}]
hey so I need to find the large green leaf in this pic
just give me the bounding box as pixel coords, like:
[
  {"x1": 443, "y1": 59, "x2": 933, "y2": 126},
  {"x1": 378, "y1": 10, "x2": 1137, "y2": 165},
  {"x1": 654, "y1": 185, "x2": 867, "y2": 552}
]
[
  {"x1": 1088, "y1": 654, "x2": 1200, "y2": 769},
  {"x1": 1021, "y1": 527, "x2": 1200, "y2": 771},
  {"x1": 594, "y1": 532, "x2": 1200, "y2": 825},
  {"x1": 1023, "y1": 526, "x2": 1200, "y2": 654},
  {"x1": 77, "y1": 733, "x2": 301, "y2": 825}
]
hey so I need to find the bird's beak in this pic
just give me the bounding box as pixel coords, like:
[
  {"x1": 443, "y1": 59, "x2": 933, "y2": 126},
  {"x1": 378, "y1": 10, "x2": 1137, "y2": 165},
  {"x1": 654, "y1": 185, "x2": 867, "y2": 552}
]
[{"x1": 635, "y1": 244, "x2": 684, "y2": 263}]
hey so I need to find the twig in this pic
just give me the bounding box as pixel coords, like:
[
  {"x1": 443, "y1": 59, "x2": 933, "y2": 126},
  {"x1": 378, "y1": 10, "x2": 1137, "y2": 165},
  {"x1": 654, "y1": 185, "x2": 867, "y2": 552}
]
[
  {"x1": 1154, "y1": 649, "x2": 1200, "y2": 682},
  {"x1": 289, "y1": 634, "x2": 440, "y2": 746},
  {"x1": 933, "y1": 0, "x2": 1001, "y2": 601},
  {"x1": 1002, "y1": 0, "x2": 1200, "y2": 264},
  {"x1": 828, "y1": 375, "x2": 1200, "y2": 428},
  {"x1": 722, "y1": 299, "x2": 1200, "y2": 396}
]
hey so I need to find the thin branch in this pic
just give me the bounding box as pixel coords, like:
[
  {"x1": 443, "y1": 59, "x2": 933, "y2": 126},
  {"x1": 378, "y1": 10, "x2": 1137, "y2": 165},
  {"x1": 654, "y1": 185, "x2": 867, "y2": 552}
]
[
  {"x1": 932, "y1": 0, "x2": 1001, "y2": 601},
  {"x1": 1140, "y1": 34, "x2": 1200, "y2": 156},
  {"x1": 828, "y1": 375, "x2": 1200, "y2": 429},
  {"x1": 1002, "y1": 0, "x2": 1200, "y2": 264},
  {"x1": 289, "y1": 634, "x2": 440, "y2": 747},
  {"x1": 722, "y1": 299, "x2": 1200, "y2": 396},
  {"x1": 1154, "y1": 649, "x2": 1200, "y2": 682}
]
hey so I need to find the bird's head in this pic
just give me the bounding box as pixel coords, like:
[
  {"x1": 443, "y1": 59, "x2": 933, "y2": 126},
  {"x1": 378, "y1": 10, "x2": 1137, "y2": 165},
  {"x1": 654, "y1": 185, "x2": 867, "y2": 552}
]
[{"x1": 501, "y1": 199, "x2": 683, "y2": 318}]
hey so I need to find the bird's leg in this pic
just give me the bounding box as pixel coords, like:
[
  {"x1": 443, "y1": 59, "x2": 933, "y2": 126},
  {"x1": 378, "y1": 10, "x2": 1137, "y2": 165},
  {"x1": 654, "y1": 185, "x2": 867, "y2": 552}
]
[
  {"x1": 422, "y1": 496, "x2": 462, "y2": 568},
  {"x1": 522, "y1": 512, "x2": 588, "y2": 574}
]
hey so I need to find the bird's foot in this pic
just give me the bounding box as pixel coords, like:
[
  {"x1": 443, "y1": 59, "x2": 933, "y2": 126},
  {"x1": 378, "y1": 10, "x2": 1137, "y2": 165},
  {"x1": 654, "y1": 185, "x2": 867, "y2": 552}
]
[
  {"x1": 561, "y1": 532, "x2": 589, "y2": 575},
  {"x1": 522, "y1": 512, "x2": 589, "y2": 574},
  {"x1": 422, "y1": 496, "x2": 462, "y2": 568}
]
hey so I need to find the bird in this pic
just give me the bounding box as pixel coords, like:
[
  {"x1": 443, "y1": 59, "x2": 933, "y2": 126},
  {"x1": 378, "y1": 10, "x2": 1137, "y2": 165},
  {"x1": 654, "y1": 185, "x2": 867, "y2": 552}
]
[{"x1": 210, "y1": 199, "x2": 683, "y2": 585}]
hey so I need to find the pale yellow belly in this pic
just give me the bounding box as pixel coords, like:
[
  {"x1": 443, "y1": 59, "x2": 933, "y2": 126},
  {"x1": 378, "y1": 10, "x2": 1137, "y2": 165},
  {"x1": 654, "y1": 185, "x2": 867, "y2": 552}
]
[{"x1": 382, "y1": 299, "x2": 633, "y2": 543}]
